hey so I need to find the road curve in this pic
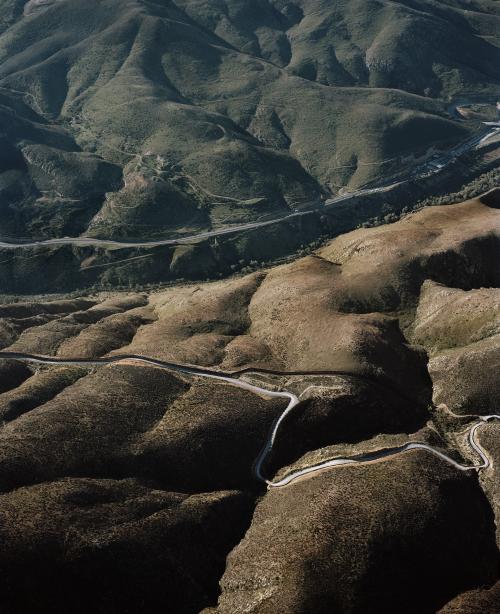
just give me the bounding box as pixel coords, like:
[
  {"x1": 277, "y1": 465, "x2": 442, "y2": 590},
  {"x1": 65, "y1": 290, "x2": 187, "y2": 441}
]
[{"x1": 0, "y1": 351, "x2": 497, "y2": 488}]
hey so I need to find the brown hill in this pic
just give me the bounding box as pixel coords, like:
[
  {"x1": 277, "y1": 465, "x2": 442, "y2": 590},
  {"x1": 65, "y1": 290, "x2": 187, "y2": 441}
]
[{"x1": 0, "y1": 194, "x2": 499, "y2": 612}]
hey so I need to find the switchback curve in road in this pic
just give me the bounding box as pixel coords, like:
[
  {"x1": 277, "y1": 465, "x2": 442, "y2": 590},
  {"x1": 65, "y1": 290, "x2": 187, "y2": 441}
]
[{"x1": 0, "y1": 351, "x2": 497, "y2": 488}]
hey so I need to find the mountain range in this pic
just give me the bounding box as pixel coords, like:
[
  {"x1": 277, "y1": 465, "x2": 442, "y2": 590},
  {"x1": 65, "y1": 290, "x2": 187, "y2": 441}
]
[{"x1": 0, "y1": 0, "x2": 498, "y2": 245}]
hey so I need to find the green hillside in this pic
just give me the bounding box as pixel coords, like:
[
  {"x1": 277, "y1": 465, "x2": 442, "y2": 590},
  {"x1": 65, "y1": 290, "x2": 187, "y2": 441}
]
[{"x1": 0, "y1": 0, "x2": 497, "y2": 242}]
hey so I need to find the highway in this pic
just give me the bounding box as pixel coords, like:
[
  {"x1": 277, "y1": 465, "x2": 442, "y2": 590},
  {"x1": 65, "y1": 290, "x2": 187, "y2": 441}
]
[
  {"x1": 0, "y1": 211, "x2": 310, "y2": 250},
  {"x1": 0, "y1": 351, "x2": 497, "y2": 489},
  {"x1": 0, "y1": 120, "x2": 498, "y2": 252}
]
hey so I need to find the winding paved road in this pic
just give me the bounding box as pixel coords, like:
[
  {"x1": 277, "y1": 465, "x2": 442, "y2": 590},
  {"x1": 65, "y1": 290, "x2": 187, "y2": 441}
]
[{"x1": 0, "y1": 351, "x2": 497, "y2": 488}]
